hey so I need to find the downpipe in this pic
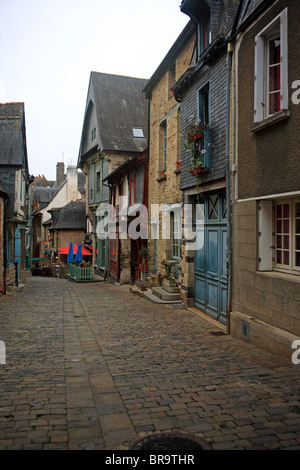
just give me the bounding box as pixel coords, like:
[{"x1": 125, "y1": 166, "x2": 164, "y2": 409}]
[{"x1": 225, "y1": 44, "x2": 233, "y2": 334}]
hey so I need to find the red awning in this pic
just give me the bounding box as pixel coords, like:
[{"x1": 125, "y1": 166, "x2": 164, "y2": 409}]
[{"x1": 58, "y1": 245, "x2": 92, "y2": 256}]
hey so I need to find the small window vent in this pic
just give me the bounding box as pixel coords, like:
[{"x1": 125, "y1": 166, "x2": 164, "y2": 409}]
[{"x1": 241, "y1": 320, "x2": 250, "y2": 341}]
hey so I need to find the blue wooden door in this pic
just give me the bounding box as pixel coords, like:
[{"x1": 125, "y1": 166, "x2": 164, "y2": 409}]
[
  {"x1": 194, "y1": 193, "x2": 228, "y2": 325},
  {"x1": 15, "y1": 227, "x2": 21, "y2": 281}
]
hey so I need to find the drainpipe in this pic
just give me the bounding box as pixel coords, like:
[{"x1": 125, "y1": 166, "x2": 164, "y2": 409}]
[{"x1": 225, "y1": 43, "x2": 233, "y2": 334}]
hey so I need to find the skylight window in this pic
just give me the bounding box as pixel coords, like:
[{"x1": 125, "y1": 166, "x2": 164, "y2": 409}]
[{"x1": 133, "y1": 128, "x2": 144, "y2": 138}]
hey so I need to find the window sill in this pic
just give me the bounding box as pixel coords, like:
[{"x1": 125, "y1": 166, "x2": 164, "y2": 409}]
[
  {"x1": 250, "y1": 110, "x2": 290, "y2": 133},
  {"x1": 256, "y1": 269, "x2": 300, "y2": 283},
  {"x1": 174, "y1": 169, "x2": 181, "y2": 175}
]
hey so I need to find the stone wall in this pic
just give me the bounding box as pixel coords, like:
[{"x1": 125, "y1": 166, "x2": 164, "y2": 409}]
[
  {"x1": 148, "y1": 33, "x2": 195, "y2": 279},
  {"x1": 231, "y1": 200, "x2": 300, "y2": 358}
]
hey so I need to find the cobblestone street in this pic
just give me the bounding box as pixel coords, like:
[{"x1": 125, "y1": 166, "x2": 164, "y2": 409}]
[{"x1": 0, "y1": 274, "x2": 300, "y2": 451}]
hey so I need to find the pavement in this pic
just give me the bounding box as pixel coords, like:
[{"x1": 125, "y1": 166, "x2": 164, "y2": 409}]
[{"x1": 0, "y1": 273, "x2": 299, "y2": 451}]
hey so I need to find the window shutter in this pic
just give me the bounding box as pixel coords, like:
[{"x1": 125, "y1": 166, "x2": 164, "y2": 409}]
[
  {"x1": 254, "y1": 35, "x2": 265, "y2": 122},
  {"x1": 280, "y1": 8, "x2": 288, "y2": 111},
  {"x1": 258, "y1": 200, "x2": 273, "y2": 271}
]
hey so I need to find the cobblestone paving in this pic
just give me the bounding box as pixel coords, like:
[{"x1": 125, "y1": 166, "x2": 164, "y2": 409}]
[{"x1": 0, "y1": 274, "x2": 300, "y2": 450}]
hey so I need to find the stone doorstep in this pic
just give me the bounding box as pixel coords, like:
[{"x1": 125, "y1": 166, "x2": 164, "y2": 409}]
[
  {"x1": 151, "y1": 286, "x2": 181, "y2": 302},
  {"x1": 142, "y1": 290, "x2": 181, "y2": 304}
]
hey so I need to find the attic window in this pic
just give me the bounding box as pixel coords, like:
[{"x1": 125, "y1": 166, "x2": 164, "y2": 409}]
[{"x1": 133, "y1": 128, "x2": 144, "y2": 138}]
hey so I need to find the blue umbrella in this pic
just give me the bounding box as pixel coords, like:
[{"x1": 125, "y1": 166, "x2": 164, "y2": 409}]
[
  {"x1": 67, "y1": 242, "x2": 74, "y2": 263},
  {"x1": 75, "y1": 244, "x2": 83, "y2": 263}
]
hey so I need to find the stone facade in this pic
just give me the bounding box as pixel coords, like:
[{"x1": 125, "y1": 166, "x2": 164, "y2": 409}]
[
  {"x1": 145, "y1": 22, "x2": 196, "y2": 282},
  {"x1": 230, "y1": 0, "x2": 300, "y2": 358}
]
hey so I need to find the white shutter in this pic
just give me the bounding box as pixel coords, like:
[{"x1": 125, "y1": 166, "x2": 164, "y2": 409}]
[
  {"x1": 254, "y1": 35, "x2": 265, "y2": 123},
  {"x1": 280, "y1": 8, "x2": 288, "y2": 111},
  {"x1": 258, "y1": 200, "x2": 273, "y2": 271}
]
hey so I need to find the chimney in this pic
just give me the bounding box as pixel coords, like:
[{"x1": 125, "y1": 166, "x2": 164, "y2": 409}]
[
  {"x1": 56, "y1": 162, "x2": 65, "y2": 186},
  {"x1": 66, "y1": 165, "x2": 78, "y2": 201}
]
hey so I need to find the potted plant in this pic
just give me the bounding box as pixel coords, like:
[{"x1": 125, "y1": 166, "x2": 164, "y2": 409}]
[{"x1": 160, "y1": 168, "x2": 166, "y2": 177}]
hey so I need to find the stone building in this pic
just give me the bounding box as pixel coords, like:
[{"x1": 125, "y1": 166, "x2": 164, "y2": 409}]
[
  {"x1": 172, "y1": 0, "x2": 239, "y2": 326},
  {"x1": 230, "y1": 0, "x2": 300, "y2": 358},
  {"x1": 30, "y1": 162, "x2": 86, "y2": 264},
  {"x1": 143, "y1": 21, "x2": 196, "y2": 290},
  {"x1": 77, "y1": 72, "x2": 148, "y2": 278},
  {"x1": 0, "y1": 102, "x2": 30, "y2": 288},
  {"x1": 103, "y1": 151, "x2": 148, "y2": 284},
  {"x1": 46, "y1": 200, "x2": 87, "y2": 254}
]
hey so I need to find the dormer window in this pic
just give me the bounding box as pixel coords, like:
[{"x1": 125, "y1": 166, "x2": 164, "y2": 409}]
[
  {"x1": 180, "y1": 0, "x2": 211, "y2": 57},
  {"x1": 198, "y1": 3, "x2": 211, "y2": 57}
]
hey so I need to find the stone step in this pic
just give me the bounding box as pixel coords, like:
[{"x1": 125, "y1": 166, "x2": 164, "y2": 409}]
[
  {"x1": 142, "y1": 290, "x2": 181, "y2": 304},
  {"x1": 152, "y1": 286, "x2": 181, "y2": 302},
  {"x1": 161, "y1": 280, "x2": 180, "y2": 293}
]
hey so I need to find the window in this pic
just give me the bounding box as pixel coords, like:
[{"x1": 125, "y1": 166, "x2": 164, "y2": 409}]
[
  {"x1": 268, "y1": 36, "x2": 281, "y2": 115},
  {"x1": 198, "y1": 83, "x2": 210, "y2": 125},
  {"x1": 196, "y1": 82, "x2": 211, "y2": 169},
  {"x1": 275, "y1": 201, "x2": 300, "y2": 271},
  {"x1": 258, "y1": 198, "x2": 300, "y2": 274},
  {"x1": 96, "y1": 170, "x2": 101, "y2": 192},
  {"x1": 133, "y1": 128, "x2": 144, "y2": 138},
  {"x1": 171, "y1": 212, "x2": 181, "y2": 260},
  {"x1": 129, "y1": 177, "x2": 135, "y2": 207},
  {"x1": 198, "y1": 4, "x2": 211, "y2": 57},
  {"x1": 92, "y1": 128, "x2": 96, "y2": 140},
  {"x1": 159, "y1": 120, "x2": 167, "y2": 172},
  {"x1": 254, "y1": 8, "x2": 288, "y2": 123}
]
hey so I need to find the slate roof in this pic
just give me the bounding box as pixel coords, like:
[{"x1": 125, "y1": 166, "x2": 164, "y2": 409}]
[
  {"x1": 0, "y1": 103, "x2": 28, "y2": 170},
  {"x1": 35, "y1": 182, "x2": 66, "y2": 210},
  {"x1": 48, "y1": 201, "x2": 86, "y2": 231},
  {"x1": 78, "y1": 73, "x2": 149, "y2": 164}
]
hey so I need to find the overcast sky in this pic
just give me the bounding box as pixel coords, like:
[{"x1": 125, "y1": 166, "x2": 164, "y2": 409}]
[{"x1": 0, "y1": 0, "x2": 189, "y2": 181}]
